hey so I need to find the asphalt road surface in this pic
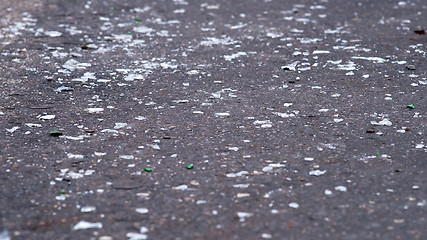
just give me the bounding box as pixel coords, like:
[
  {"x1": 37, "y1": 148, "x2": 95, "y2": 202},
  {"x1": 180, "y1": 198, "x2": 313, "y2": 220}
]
[{"x1": 1, "y1": 0, "x2": 426, "y2": 239}]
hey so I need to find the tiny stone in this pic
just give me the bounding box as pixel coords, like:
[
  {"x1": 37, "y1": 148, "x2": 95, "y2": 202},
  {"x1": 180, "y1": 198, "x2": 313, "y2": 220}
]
[{"x1": 406, "y1": 65, "x2": 416, "y2": 70}]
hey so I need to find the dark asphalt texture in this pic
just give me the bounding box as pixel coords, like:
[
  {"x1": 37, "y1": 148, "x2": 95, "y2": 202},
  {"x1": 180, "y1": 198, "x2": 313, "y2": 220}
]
[{"x1": 1, "y1": 0, "x2": 426, "y2": 239}]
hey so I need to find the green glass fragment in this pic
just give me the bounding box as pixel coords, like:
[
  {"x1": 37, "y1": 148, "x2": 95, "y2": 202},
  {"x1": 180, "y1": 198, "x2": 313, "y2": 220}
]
[
  {"x1": 143, "y1": 168, "x2": 153, "y2": 172},
  {"x1": 407, "y1": 104, "x2": 415, "y2": 109},
  {"x1": 186, "y1": 164, "x2": 194, "y2": 170},
  {"x1": 135, "y1": 19, "x2": 142, "y2": 22},
  {"x1": 50, "y1": 130, "x2": 63, "y2": 137}
]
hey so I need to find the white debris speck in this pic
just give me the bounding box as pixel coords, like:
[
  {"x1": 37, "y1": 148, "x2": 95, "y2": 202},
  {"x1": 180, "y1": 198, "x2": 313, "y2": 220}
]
[
  {"x1": 186, "y1": 70, "x2": 199, "y2": 75},
  {"x1": 371, "y1": 119, "x2": 392, "y2": 126},
  {"x1": 237, "y1": 193, "x2": 250, "y2": 198},
  {"x1": 335, "y1": 186, "x2": 347, "y2": 192},
  {"x1": 133, "y1": 26, "x2": 153, "y2": 34},
  {"x1": 147, "y1": 144, "x2": 160, "y2": 150},
  {"x1": 313, "y1": 50, "x2": 331, "y2": 54},
  {"x1": 172, "y1": 99, "x2": 189, "y2": 104},
  {"x1": 0, "y1": 229, "x2": 10, "y2": 240},
  {"x1": 140, "y1": 227, "x2": 149, "y2": 234},
  {"x1": 334, "y1": 118, "x2": 344, "y2": 123},
  {"x1": 193, "y1": 111, "x2": 204, "y2": 114},
  {"x1": 81, "y1": 206, "x2": 96, "y2": 213},
  {"x1": 337, "y1": 61, "x2": 357, "y2": 71},
  {"x1": 262, "y1": 163, "x2": 286, "y2": 172},
  {"x1": 114, "y1": 123, "x2": 128, "y2": 129},
  {"x1": 214, "y1": 112, "x2": 230, "y2": 117},
  {"x1": 45, "y1": 31, "x2": 62, "y2": 37},
  {"x1": 363, "y1": 74, "x2": 370, "y2": 78},
  {"x1": 73, "y1": 221, "x2": 103, "y2": 230},
  {"x1": 135, "y1": 208, "x2": 149, "y2": 214},
  {"x1": 6, "y1": 126, "x2": 20, "y2": 133},
  {"x1": 228, "y1": 147, "x2": 239, "y2": 151},
  {"x1": 172, "y1": 185, "x2": 189, "y2": 190},
  {"x1": 67, "y1": 153, "x2": 84, "y2": 159},
  {"x1": 415, "y1": 144, "x2": 425, "y2": 149},
  {"x1": 120, "y1": 155, "x2": 134, "y2": 160},
  {"x1": 56, "y1": 195, "x2": 66, "y2": 201},
  {"x1": 283, "y1": 103, "x2": 293, "y2": 107},
  {"x1": 288, "y1": 202, "x2": 299, "y2": 209},
  {"x1": 233, "y1": 184, "x2": 250, "y2": 188},
  {"x1": 126, "y1": 232, "x2": 147, "y2": 240},
  {"x1": 39, "y1": 115, "x2": 55, "y2": 120},
  {"x1": 261, "y1": 233, "x2": 273, "y2": 239},
  {"x1": 135, "y1": 116, "x2": 146, "y2": 120},
  {"x1": 237, "y1": 212, "x2": 253, "y2": 222},
  {"x1": 67, "y1": 172, "x2": 84, "y2": 179},
  {"x1": 62, "y1": 59, "x2": 91, "y2": 71},
  {"x1": 124, "y1": 74, "x2": 144, "y2": 81},
  {"x1": 274, "y1": 112, "x2": 296, "y2": 118},
  {"x1": 226, "y1": 171, "x2": 249, "y2": 178},
  {"x1": 324, "y1": 189, "x2": 333, "y2": 195},
  {"x1": 224, "y1": 52, "x2": 247, "y2": 61},
  {"x1": 85, "y1": 108, "x2": 104, "y2": 113},
  {"x1": 417, "y1": 200, "x2": 426, "y2": 207},
  {"x1": 351, "y1": 56, "x2": 386, "y2": 63},
  {"x1": 304, "y1": 157, "x2": 314, "y2": 162},
  {"x1": 100, "y1": 129, "x2": 119, "y2": 134},
  {"x1": 281, "y1": 61, "x2": 299, "y2": 71},
  {"x1": 309, "y1": 170, "x2": 327, "y2": 176},
  {"x1": 200, "y1": 37, "x2": 238, "y2": 46},
  {"x1": 196, "y1": 200, "x2": 207, "y2": 205},
  {"x1": 253, "y1": 120, "x2": 272, "y2": 125}
]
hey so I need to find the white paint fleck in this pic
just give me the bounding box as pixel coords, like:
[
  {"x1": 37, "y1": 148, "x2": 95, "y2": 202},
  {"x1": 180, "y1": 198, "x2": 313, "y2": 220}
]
[
  {"x1": 352, "y1": 56, "x2": 386, "y2": 63},
  {"x1": 237, "y1": 193, "x2": 250, "y2": 198},
  {"x1": 6, "y1": 126, "x2": 20, "y2": 133},
  {"x1": 147, "y1": 144, "x2": 160, "y2": 150},
  {"x1": 228, "y1": 147, "x2": 239, "y2": 151},
  {"x1": 44, "y1": 31, "x2": 62, "y2": 37},
  {"x1": 126, "y1": 232, "x2": 147, "y2": 240},
  {"x1": 81, "y1": 206, "x2": 96, "y2": 212},
  {"x1": 371, "y1": 119, "x2": 392, "y2": 126},
  {"x1": 233, "y1": 184, "x2": 250, "y2": 188},
  {"x1": 214, "y1": 112, "x2": 230, "y2": 117},
  {"x1": 67, "y1": 153, "x2": 84, "y2": 159},
  {"x1": 39, "y1": 115, "x2": 55, "y2": 120},
  {"x1": 309, "y1": 170, "x2": 327, "y2": 176},
  {"x1": 124, "y1": 73, "x2": 144, "y2": 81},
  {"x1": 224, "y1": 52, "x2": 247, "y2": 61},
  {"x1": 304, "y1": 157, "x2": 314, "y2": 162},
  {"x1": 73, "y1": 221, "x2": 103, "y2": 230},
  {"x1": 324, "y1": 189, "x2": 333, "y2": 195},
  {"x1": 135, "y1": 208, "x2": 149, "y2": 214},
  {"x1": 237, "y1": 212, "x2": 253, "y2": 222},
  {"x1": 288, "y1": 202, "x2": 299, "y2": 208},
  {"x1": 261, "y1": 233, "x2": 273, "y2": 239},
  {"x1": 335, "y1": 186, "x2": 347, "y2": 192},
  {"x1": 120, "y1": 155, "x2": 134, "y2": 160},
  {"x1": 226, "y1": 171, "x2": 249, "y2": 178},
  {"x1": 133, "y1": 26, "x2": 153, "y2": 34},
  {"x1": 313, "y1": 50, "x2": 330, "y2": 54},
  {"x1": 114, "y1": 123, "x2": 128, "y2": 129},
  {"x1": 85, "y1": 108, "x2": 104, "y2": 113},
  {"x1": 172, "y1": 185, "x2": 189, "y2": 190}
]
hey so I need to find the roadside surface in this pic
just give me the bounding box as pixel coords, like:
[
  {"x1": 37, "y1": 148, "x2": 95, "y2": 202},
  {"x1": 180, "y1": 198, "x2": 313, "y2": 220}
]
[{"x1": 1, "y1": 0, "x2": 426, "y2": 239}]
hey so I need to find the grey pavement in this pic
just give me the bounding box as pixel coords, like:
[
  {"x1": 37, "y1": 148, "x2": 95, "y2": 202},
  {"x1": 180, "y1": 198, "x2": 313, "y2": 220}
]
[{"x1": 0, "y1": 0, "x2": 426, "y2": 239}]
